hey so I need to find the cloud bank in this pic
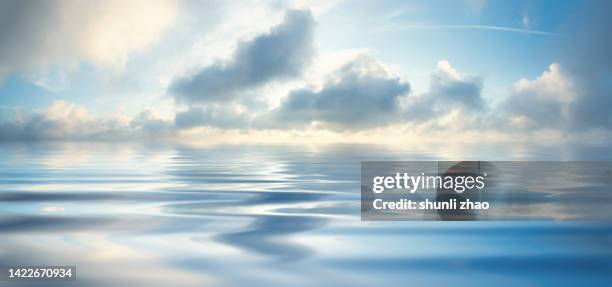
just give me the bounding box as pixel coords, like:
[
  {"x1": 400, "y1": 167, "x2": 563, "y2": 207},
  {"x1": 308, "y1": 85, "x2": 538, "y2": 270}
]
[
  {"x1": 0, "y1": 2, "x2": 610, "y2": 143},
  {"x1": 0, "y1": 101, "x2": 173, "y2": 141},
  {"x1": 174, "y1": 106, "x2": 249, "y2": 129}
]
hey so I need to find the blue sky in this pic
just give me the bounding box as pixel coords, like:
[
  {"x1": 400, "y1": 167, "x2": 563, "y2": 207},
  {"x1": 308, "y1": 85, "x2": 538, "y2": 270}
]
[{"x1": 0, "y1": 0, "x2": 609, "y2": 143}]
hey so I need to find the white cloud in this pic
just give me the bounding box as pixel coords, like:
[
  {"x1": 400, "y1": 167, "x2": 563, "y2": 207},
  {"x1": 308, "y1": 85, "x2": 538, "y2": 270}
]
[
  {"x1": 0, "y1": 0, "x2": 178, "y2": 78},
  {"x1": 435, "y1": 60, "x2": 463, "y2": 81},
  {"x1": 45, "y1": 101, "x2": 89, "y2": 122},
  {"x1": 169, "y1": 10, "x2": 315, "y2": 104},
  {"x1": 405, "y1": 60, "x2": 484, "y2": 122},
  {"x1": 503, "y1": 63, "x2": 576, "y2": 128},
  {"x1": 513, "y1": 63, "x2": 575, "y2": 103}
]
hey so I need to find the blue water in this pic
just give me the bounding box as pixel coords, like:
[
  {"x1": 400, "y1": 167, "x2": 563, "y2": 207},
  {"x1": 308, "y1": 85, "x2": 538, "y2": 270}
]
[{"x1": 0, "y1": 142, "x2": 610, "y2": 286}]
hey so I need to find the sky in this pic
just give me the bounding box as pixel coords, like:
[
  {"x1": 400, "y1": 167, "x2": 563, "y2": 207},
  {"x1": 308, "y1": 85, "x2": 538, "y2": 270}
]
[{"x1": 0, "y1": 0, "x2": 610, "y2": 145}]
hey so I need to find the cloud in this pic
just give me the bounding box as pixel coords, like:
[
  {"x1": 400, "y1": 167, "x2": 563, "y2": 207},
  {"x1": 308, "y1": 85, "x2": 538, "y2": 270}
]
[
  {"x1": 1, "y1": 1, "x2": 609, "y2": 143},
  {"x1": 502, "y1": 63, "x2": 575, "y2": 129},
  {"x1": 405, "y1": 60, "x2": 484, "y2": 122},
  {"x1": 0, "y1": 100, "x2": 252, "y2": 141},
  {"x1": 256, "y1": 58, "x2": 487, "y2": 131},
  {"x1": 257, "y1": 55, "x2": 410, "y2": 129},
  {"x1": 499, "y1": 0, "x2": 612, "y2": 132},
  {"x1": 0, "y1": 0, "x2": 177, "y2": 78},
  {"x1": 174, "y1": 106, "x2": 249, "y2": 129},
  {"x1": 169, "y1": 10, "x2": 314, "y2": 104},
  {"x1": 130, "y1": 109, "x2": 174, "y2": 136},
  {"x1": 0, "y1": 101, "x2": 173, "y2": 141}
]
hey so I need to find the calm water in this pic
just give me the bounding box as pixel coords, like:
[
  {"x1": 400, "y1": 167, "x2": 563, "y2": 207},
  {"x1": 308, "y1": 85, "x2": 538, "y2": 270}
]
[{"x1": 0, "y1": 142, "x2": 611, "y2": 286}]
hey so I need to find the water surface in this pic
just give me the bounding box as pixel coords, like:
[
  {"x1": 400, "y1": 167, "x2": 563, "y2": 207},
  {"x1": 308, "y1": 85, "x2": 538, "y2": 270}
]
[{"x1": 0, "y1": 142, "x2": 610, "y2": 286}]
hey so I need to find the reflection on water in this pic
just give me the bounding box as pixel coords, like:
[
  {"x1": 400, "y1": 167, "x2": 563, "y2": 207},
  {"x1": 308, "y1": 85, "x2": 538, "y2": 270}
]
[{"x1": 0, "y1": 142, "x2": 611, "y2": 286}]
